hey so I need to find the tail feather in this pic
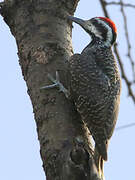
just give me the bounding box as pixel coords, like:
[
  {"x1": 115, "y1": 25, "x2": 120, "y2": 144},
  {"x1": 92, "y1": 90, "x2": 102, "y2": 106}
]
[
  {"x1": 94, "y1": 142, "x2": 108, "y2": 180},
  {"x1": 100, "y1": 157, "x2": 104, "y2": 180},
  {"x1": 97, "y1": 141, "x2": 108, "y2": 161}
]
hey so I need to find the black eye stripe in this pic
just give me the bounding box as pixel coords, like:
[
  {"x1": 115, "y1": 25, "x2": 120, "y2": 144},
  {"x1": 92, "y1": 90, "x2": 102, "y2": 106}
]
[
  {"x1": 99, "y1": 19, "x2": 114, "y2": 33},
  {"x1": 88, "y1": 18, "x2": 116, "y2": 44},
  {"x1": 99, "y1": 19, "x2": 117, "y2": 44},
  {"x1": 91, "y1": 20, "x2": 108, "y2": 41}
]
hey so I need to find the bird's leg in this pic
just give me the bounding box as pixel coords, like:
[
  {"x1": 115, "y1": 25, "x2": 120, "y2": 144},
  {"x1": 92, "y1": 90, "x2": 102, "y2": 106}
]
[{"x1": 40, "y1": 71, "x2": 70, "y2": 98}]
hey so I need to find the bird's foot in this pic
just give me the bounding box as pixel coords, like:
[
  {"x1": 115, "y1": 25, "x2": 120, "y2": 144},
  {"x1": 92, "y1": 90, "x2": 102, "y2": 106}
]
[{"x1": 40, "y1": 71, "x2": 70, "y2": 98}]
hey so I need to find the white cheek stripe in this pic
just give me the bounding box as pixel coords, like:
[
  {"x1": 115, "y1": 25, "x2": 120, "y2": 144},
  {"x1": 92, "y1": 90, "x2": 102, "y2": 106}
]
[
  {"x1": 90, "y1": 23, "x2": 103, "y2": 39},
  {"x1": 96, "y1": 18, "x2": 112, "y2": 46}
]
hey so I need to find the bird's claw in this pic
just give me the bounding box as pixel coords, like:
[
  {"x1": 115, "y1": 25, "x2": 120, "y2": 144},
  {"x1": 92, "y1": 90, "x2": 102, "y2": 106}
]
[{"x1": 40, "y1": 71, "x2": 70, "y2": 98}]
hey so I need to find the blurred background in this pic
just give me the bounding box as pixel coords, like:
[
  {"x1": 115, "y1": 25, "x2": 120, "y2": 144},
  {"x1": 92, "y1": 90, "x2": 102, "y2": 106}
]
[{"x1": 0, "y1": 0, "x2": 135, "y2": 179}]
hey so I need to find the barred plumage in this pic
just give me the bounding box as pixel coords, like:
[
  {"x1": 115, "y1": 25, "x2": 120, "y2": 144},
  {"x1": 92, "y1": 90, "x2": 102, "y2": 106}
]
[
  {"x1": 68, "y1": 16, "x2": 121, "y2": 179},
  {"x1": 41, "y1": 16, "x2": 121, "y2": 180}
]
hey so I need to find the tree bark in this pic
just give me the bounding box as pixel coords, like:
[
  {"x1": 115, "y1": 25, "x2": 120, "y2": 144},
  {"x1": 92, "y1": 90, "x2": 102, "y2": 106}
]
[{"x1": 0, "y1": 0, "x2": 101, "y2": 179}]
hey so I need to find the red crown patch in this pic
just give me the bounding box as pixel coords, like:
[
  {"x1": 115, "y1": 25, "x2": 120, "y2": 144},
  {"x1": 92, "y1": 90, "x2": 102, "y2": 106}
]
[{"x1": 98, "y1": 17, "x2": 117, "y2": 33}]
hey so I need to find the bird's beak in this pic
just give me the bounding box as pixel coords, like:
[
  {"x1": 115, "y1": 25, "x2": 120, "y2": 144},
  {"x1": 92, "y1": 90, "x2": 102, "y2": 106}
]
[{"x1": 68, "y1": 16, "x2": 86, "y2": 28}]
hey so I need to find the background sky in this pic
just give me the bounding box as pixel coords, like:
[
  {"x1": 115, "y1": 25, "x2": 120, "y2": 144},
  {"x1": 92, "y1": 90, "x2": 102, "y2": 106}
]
[{"x1": 0, "y1": 0, "x2": 135, "y2": 180}]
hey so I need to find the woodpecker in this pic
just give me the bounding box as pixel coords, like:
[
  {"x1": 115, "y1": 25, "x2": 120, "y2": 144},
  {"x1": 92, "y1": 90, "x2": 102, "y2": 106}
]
[
  {"x1": 67, "y1": 16, "x2": 121, "y2": 179},
  {"x1": 41, "y1": 16, "x2": 121, "y2": 180}
]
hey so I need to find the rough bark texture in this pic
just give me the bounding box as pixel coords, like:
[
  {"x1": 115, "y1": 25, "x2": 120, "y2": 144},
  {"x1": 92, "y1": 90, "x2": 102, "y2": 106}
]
[{"x1": 0, "y1": 0, "x2": 101, "y2": 179}]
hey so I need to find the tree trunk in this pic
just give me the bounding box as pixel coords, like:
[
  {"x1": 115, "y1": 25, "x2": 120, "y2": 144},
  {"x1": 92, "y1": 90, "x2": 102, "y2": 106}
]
[{"x1": 0, "y1": 0, "x2": 101, "y2": 179}]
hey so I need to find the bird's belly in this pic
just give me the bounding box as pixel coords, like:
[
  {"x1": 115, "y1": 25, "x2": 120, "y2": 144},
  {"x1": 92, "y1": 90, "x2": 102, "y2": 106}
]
[{"x1": 74, "y1": 89, "x2": 120, "y2": 139}]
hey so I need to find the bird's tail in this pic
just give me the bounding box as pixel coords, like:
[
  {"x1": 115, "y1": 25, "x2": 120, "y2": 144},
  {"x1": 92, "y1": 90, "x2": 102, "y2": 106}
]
[{"x1": 94, "y1": 145, "x2": 106, "y2": 180}]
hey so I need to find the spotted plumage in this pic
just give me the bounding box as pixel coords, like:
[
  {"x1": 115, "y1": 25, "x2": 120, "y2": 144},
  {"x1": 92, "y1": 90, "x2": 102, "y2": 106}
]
[
  {"x1": 68, "y1": 16, "x2": 121, "y2": 179},
  {"x1": 41, "y1": 16, "x2": 121, "y2": 180}
]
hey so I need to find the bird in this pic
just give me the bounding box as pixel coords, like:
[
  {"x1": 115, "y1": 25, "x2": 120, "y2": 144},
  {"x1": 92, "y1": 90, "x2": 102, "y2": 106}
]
[
  {"x1": 67, "y1": 16, "x2": 121, "y2": 179},
  {"x1": 41, "y1": 16, "x2": 121, "y2": 180}
]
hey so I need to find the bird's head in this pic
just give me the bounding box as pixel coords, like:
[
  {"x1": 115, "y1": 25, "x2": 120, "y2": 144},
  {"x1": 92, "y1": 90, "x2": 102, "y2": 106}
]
[{"x1": 68, "y1": 16, "x2": 117, "y2": 47}]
